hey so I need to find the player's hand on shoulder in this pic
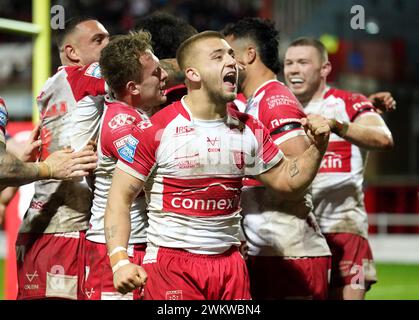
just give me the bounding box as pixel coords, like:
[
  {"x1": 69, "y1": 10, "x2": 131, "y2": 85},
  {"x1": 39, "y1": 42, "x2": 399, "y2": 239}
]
[{"x1": 44, "y1": 146, "x2": 97, "y2": 180}]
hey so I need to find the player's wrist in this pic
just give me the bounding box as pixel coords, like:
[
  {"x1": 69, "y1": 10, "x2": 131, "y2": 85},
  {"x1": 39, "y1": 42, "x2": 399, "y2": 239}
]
[
  {"x1": 112, "y1": 259, "x2": 130, "y2": 274},
  {"x1": 109, "y1": 246, "x2": 129, "y2": 273},
  {"x1": 37, "y1": 162, "x2": 52, "y2": 179},
  {"x1": 330, "y1": 119, "x2": 349, "y2": 137}
]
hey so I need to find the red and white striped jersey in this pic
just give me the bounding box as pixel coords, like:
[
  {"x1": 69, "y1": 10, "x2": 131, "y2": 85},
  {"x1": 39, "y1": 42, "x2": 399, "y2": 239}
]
[
  {"x1": 236, "y1": 80, "x2": 330, "y2": 257},
  {"x1": 305, "y1": 87, "x2": 377, "y2": 238},
  {"x1": 20, "y1": 63, "x2": 107, "y2": 234},
  {"x1": 87, "y1": 99, "x2": 150, "y2": 244},
  {"x1": 0, "y1": 97, "x2": 8, "y2": 144},
  {"x1": 117, "y1": 98, "x2": 283, "y2": 255}
]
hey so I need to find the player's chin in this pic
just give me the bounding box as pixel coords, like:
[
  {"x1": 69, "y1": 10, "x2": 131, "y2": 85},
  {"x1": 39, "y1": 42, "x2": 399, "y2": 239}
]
[{"x1": 224, "y1": 91, "x2": 237, "y2": 102}]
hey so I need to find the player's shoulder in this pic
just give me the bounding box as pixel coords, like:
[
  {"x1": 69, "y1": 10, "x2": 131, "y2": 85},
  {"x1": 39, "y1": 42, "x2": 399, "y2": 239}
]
[
  {"x1": 104, "y1": 100, "x2": 150, "y2": 134},
  {"x1": 326, "y1": 87, "x2": 369, "y2": 103},
  {"x1": 227, "y1": 104, "x2": 263, "y2": 132},
  {"x1": 105, "y1": 100, "x2": 138, "y2": 118},
  {"x1": 63, "y1": 62, "x2": 102, "y2": 79},
  {"x1": 259, "y1": 80, "x2": 302, "y2": 110},
  {"x1": 151, "y1": 100, "x2": 189, "y2": 127}
]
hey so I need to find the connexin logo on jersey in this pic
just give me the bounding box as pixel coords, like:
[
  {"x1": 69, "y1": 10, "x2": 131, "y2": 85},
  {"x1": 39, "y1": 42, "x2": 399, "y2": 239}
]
[{"x1": 114, "y1": 134, "x2": 139, "y2": 163}]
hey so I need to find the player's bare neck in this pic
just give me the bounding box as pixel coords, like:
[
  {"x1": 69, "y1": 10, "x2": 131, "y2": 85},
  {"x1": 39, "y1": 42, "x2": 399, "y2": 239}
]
[
  {"x1": 305, "y1": 81, "x2": 328, "y2": 107},
  {"x1": 244, "y1": 64, "x2": 276, "y2": 99},
  {"x1": 184, "y1": 94, "x2": 226, "y2": 120}
]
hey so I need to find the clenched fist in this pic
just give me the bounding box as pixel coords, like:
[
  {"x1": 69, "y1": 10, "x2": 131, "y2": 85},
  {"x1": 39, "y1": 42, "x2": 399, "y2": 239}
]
[
  {"x1": 301, "y1": 114, "x2": 330, "y2": 154},
  {"x1": 113, "y1": 263, "x2": 148, "y2": 295}
]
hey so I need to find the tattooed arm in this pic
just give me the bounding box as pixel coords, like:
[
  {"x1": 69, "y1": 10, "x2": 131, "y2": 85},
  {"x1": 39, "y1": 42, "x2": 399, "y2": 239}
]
[
  {"x1": 0, "y1": 141, "x2": 46, "y2": 191},
  {"x1": 257, "y1": 114, "x2": 330, "y2": 199},
  {"x1": 104, "y1": 167, "x2": 147, "y2": 294},
  {"x1": 0, "y1": 141, "x2": 97, "y2": 190}
]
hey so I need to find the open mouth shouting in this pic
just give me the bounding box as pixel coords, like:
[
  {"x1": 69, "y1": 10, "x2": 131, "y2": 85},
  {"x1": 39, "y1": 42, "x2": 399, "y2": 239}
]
[{"x1": 223, "y1": 70, "x2": 238, "y2": 92}]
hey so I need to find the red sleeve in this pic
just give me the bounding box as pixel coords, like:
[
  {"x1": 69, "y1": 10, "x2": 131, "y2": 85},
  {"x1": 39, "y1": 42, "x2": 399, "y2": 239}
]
[
  {"x1": 258, "y1": 86, "x2": 306, "y2": 143},
  {"x1": 65, "y1": 62, "x2": 107, "y2": 102},
  {"x1": 235, "y1": 112, "x2": 283, "y2": 176},
  {"x1": 100, "y1": 109, "x2": 142, "y2": 162},
  {"x1": 344, "y1": 92, "x2": 376, "y2": 122},
  {"x1": 116, "y1": 121, "x2": 159, "y2": 182}
]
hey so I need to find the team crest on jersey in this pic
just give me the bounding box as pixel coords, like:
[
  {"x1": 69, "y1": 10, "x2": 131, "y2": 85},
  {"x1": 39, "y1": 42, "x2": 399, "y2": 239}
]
[
  {"x1": 233, "y1": 151, "x2": 245, "y2": 169},
  {"x1": 114, "y1": 134, "x2": 139, "y2": 163},
  {"x1": 85, "y1": 62, "x2": 102, "y2": 79},
  {"x1": 165, "y1": 290, "x2": 183, "y2": 300},
  {"x1": 108, "y1": 113, "x2": 136, "y2": 130}
]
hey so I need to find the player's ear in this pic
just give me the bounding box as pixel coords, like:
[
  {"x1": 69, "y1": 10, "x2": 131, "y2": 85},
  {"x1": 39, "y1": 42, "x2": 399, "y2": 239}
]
[
  {"x1": 185, "y1": 67, "x2": 200, "y2": 83},
  {"x1": 64, "y1": 44, "x2": 80, "y2": 64},
  {"x1": 246, "y1": 46, "x2": 257, "y2": 65},
  {"x1": 126, "y1": 80, "x2": 140, "y2": 95},
  {"x1": 321, "y1": 61, "x2": 332, "y2": 78}
]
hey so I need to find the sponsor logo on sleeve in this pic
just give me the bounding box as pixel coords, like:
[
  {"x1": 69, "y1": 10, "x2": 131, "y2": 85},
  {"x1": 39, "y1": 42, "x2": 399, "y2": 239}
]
[
  {"x1": 270, "y1": 118, "x2": 302, "y2": 129},
  {"x1": 108, "y1": 114, "x2": 136, "y2": 129},
  {"x1": 352, "y1": 101, "x2": 373, "y2": 111},
  {"x1": 137, "y1": 120, "x2": 153, "y2": 131},
  {"x1": 266, "y1": 94, "x2": 298, "y2": 109},
  {"x1": 114, "y1": 134, "x2": 139, "y2": 163},
  {"x1": 85, "y1": 62, "x2": 102, "y2": 79}
]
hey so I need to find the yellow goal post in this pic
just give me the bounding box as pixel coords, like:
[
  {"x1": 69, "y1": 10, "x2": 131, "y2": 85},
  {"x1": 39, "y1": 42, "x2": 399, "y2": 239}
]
[{"x1": 0, "y1": 0, "x2": 51, "y2": 123}]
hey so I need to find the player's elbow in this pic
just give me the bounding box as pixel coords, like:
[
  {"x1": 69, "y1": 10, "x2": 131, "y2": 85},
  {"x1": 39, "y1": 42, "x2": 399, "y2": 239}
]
[{"x1": 377, "y1": 133, "x2": 394, "y2": 151}]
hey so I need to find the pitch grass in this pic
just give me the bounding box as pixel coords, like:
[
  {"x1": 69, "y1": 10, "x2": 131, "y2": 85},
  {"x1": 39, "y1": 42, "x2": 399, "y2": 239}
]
[
  {"x1": 0, "y1": 260, "x2": 417, "y2": 300},
  {"x1": 366, "y1": 263, "x2": 419, "y2": 300}
]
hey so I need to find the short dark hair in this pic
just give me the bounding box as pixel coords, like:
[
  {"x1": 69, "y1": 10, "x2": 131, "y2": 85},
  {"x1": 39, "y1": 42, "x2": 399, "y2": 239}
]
[
  {"x1": 288, "y1": 37, "x2": 328, "y2": 62},
  {"x1": 221, "y1": 17, "x2": 281, "y2": 74},
  {"x1": 99, "y1": 31, "x2": 153, "y2": 94},
  {"x1": 135, "y1": 12, "x2": 197, "y2": 59},
  {"x1": 54, "y1": 16, "x2": 97, "y2": 49},
  {"x1": 176, "y1": 31, "x2": 224, "y2": 71}
]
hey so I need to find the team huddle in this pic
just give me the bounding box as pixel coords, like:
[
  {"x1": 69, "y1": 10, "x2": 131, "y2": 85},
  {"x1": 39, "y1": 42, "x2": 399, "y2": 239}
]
[{"x1": 0, "y1": 13, "x2": 395, "y2": 300}]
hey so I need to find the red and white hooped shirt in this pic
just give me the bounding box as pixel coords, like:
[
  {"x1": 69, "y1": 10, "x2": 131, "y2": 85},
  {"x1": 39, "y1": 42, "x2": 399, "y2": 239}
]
[
  {"x1": 117, "y1": 97, "x2": 283, "y2": 255},
  {"x1": 305, "y1": 87, "x2": 377, "y2": 238}
]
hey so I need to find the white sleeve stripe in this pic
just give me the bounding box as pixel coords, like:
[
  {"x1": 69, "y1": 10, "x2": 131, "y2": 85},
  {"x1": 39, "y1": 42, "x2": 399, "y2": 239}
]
[
  {"x1": 274, "y1": 129, "x2": 306, "y2": 146},
  {"x1": 259, "y1": 150, "x2": 284, "y2": 175},
  {"x1": 116, "y1": 160, "x2": 147, "y2": 182}
]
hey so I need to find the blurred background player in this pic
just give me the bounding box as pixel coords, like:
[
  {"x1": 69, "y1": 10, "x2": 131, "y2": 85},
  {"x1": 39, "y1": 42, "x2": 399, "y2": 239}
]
[
  {"x1": 135, "y1": 12, "x2": 197, "y2": 107},
  {"x1": 105, "y1": 31, "x2": 331, "y2": 300},
  {"x1": 223, "y1": 17, "x2": 331, "y2": 300},
  {"x1": 16, "y1": 17, "x2": 109, "y2": 300},
  {"x1": 84, "y1": 31, "x2": 167, "y2": 300},
  {"x1": 284, "y1": 37, "x2": 394, "y2": 300}
]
